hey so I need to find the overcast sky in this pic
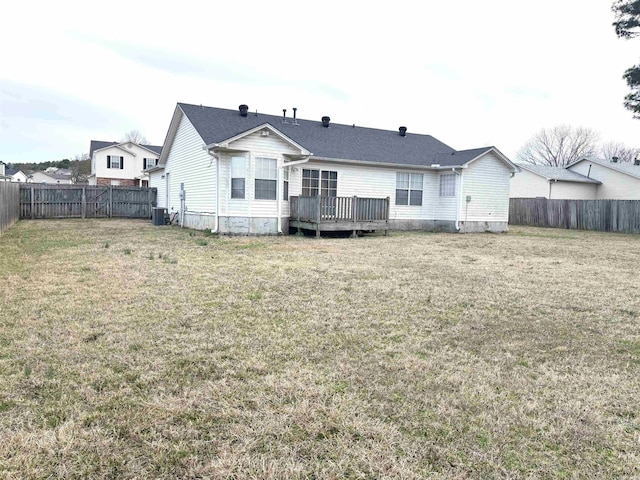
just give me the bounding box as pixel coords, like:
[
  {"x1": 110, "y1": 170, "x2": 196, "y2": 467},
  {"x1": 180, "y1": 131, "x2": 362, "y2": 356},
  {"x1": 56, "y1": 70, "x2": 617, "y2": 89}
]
[{"x1": 1, "y1": 0, "x2": 638, "y2": 164}]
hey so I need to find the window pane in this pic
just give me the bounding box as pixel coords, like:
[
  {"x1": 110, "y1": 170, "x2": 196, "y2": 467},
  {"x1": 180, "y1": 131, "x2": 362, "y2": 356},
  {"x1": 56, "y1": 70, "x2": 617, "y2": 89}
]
[
  {"x1": 396, "y1": 173, "x2": 409, "y2": 189},
  {"x1": 256, "y1": 158, "x2": 276, "y2": 180},
  {"x1": 255, "y1": 179, "x2": 276, "y2": 200},
  {"x1": 409, "y1": 190, "x2": 422, "y2": 206},
  {"x1": 396, "y1": 189, "x2": 408, "y2": 205},
  {"x1": 231, "y1": 178, "x2": 245, "y2": 199},
  {"x1": 231, "y1": 157, "x2": 246, "y2": 177},
  {"x1": 410, "y1": 173, "x2": 423, "y2": 190},
  {"x1": 440, "y1": 174, "x2": 456, "y2": 196}
]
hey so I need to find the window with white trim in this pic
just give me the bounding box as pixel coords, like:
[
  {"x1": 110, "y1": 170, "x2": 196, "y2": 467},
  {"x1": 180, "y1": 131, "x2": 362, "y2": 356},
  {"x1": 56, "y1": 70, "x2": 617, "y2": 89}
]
[
  {"x1": 255, "y1": 157, "x2": 277, "y2": 200},
  {"x1": 144, "y1": 158, "x2": 157, "y2": 169},
  {"x1": 111, "y1": 179, "x2": 120, "y2": 186},
  {"x1": 439, "y1": 174, "x2": 456, "y2": 197},
  {"x1": 283, "y1": 168, "x2": 289, "y2": 200},
  {"x1": 231, "y1": 156, "x2": 246, "y2": 199},
  {"x1": 321, "y1": 171, "x2": 337, "y2": 197},
  {"x1": 396, "y1": 172, "x2": 423, "y2": 206},
  {"x1": 108, "y1": 155, "x2": 123, "y2": 169},
  {"x1": 302, "y1": 169, "x2": 319, "y2": 196}
]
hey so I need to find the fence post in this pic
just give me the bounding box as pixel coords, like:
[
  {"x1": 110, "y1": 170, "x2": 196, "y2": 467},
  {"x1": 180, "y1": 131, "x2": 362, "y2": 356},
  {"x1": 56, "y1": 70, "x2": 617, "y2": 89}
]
[
  {"x1": 147, "y1": 188, "x2": 152, "y2": 219},
  {"x1": 109, "y1": 187, "x2": 113, "y2": 218},
  {"x1": 30, "y1": 186, "x2": 34, "y2": 220},
  {"x1": 81, "y1": 187, "x2": 86, "y2": 219}
]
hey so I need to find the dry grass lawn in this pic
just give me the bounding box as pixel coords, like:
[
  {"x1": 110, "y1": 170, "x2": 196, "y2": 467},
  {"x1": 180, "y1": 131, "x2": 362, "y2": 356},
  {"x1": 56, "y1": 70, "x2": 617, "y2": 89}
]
[{"x1": 0, "y1": 219, "x2": 639, "y2": 478}]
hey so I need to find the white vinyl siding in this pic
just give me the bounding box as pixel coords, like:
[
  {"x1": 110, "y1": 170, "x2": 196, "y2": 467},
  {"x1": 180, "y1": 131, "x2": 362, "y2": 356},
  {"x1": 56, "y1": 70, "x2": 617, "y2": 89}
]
[
  {"x1": 461, "y1": 152, "x2": 511, "y2": 222},
  {"x1": 149, "y1": 170, "x2": 165, "y2": 208},
  {"x1": 163, "y1": 113, "x2": 216, "y2": 214},
  {"x1": 509, "y1": 169, "x2": 551, "y2": 198},
  {"x1": 549, "y1": 181, "x2": 597, "y2": 199}
]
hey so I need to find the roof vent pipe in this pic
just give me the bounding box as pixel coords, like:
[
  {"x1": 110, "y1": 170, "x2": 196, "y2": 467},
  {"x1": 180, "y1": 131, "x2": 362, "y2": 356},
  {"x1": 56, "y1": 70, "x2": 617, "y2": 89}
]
[
  {"x1": 239, "y1": 104, "x2": 248, "y2": 117},
  {"x1": 612, "y1": 156, "x2": 619, "y2": 163},
  {"x1": 321, "y1": 116, "x2": 330, "y2": 127},
  {"x1": 399, "y1": 126, "x2": 407, "y2": 137},
  {"x1": 293, "y1": 107, "x2": 298, "y2": 124},
  {"x1": 282, "y1": 109, "x2": 287, "y2": 123},
  {"x1": 635, "y1": 158, "x2": 640, "y2": 166}
]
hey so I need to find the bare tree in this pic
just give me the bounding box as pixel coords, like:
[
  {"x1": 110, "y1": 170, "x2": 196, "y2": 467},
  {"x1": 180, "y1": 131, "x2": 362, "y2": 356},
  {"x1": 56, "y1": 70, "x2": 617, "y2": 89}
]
[
  {"x1": 516, "y1": 125, "x2": 600, "y2": 166},
  {"x1": 70, "y1": 153, "x2": 90, "y2": 184},
  {"x1": 122, "y1": 129, "x2": 149, "y2": 145},
  {"x1": 599, "y1": 141, "x2": 639, "y2": 163}
]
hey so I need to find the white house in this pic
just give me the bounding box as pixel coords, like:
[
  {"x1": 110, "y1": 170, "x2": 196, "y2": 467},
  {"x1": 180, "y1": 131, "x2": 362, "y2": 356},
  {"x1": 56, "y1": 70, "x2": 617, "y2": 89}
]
[
  {"x1": 567, "y1": 158, "x2": 640, "y2": 199},
  {"x1": 511, "y1": 158, "x2": 640, "y2": 200},
  {"x1": 88, "y1": 141, "x2": 162, "y2": 187},
  {"x1": 5, "y1": 167, "x2": 29, "y2": 183},
  {"x1": 149, "y1": 103, "x2": 519, "y2": 234},
  {"x1": 29, "y1": 171, "x2": 73, "y2": 184},
  {"x1": 510, "y1": 163, "x2": 600, "y2": 199}
]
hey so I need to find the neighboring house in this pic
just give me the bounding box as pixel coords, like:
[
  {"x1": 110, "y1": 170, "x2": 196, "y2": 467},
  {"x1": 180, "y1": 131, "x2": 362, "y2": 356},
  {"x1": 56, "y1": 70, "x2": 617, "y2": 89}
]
[
  {"x1": 29, "y1": 171, "x2": 73, "y2": 184},
  {"x1": 88, "y1": 140, "x2": 162, "y2": 187},
  {"x1": 567, "y1": 158, "x2": 640, "y2": 199},
  {"x1": 511, "y1": 158, "x2": 640, "y2": 200},
  {"x1": 5, "y1": 167, "x2": 29, "y2": 183},
  {"x1": 510, "y1": 164, "x2": 600, "y2": 199},
  {"x1": 149, "y1": 103, "x2": 519, "y2": 234}
]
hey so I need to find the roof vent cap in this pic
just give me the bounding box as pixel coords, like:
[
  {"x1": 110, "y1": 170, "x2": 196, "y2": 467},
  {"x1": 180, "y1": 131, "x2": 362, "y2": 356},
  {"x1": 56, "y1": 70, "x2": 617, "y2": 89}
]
[
  {"x1": 612, "y1": 156, "x2": 619, "y2": 163},
  {"x1": 634, "y1": 158, "x2": 640, "y2": 166},
  {"x1": 239, "y1": 104, "x2": 249, "y2": 117},
  {"x1": 399, "y1": 126, "x2": 407, "y2": 137},
  {"x1": 321, "y1": 116, "x2": 330, "y2": 127}
]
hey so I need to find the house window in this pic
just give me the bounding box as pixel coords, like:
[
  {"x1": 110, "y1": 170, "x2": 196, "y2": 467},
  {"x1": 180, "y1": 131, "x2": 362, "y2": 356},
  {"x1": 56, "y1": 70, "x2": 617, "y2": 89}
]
[
  {"x1": 321, "y1": 171, "x2": 338, "y2": 197},
  {"x1": 144, "y1": 158, "x2": 157, "y2": 169},
  {"x1": 302, "y1": 169, "x2": 319, "y2": 196},
  {"x1": 231, "y1": 156, "x2": 246, "y2": 199},
  {"x1": 255, "y1": 157, "x2": 277, "y2": 200},
  {"x1": 111, "y1": 179, "x2": 120, "y2": 186},
  {"x1": 108, "y1": 155, "x2": 123, "y2": 169},
  {"x1": 396, "y1": 173, "x2": 423, "y2": 206},
  {"x1": 283, "y1": 168, "x2": 289, "y2": 200},
  {"x1": 439, "y1": 174, "x2": 456, "y2": 197}
]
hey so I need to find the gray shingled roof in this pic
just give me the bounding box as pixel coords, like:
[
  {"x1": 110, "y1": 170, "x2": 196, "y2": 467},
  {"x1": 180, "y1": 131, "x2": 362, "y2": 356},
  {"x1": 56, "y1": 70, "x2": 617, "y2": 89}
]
[
  {"x1": 89, "y1": 140, "x2": 163, "y2": 158},
  {"x1": 178, "y1": 103, "x2": 505, "y2": 168},
  {"x1": 516, "y1": 164, "x2": 601, "y2": 184}
]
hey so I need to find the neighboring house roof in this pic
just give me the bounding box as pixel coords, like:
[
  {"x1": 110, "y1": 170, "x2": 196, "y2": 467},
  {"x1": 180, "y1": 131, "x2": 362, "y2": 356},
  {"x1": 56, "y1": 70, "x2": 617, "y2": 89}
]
[
  {"x1": 5, "y1": 167, "x2": 19, "y2": 176},
  {"x1": 30, "y1": 171, "x2": 73, "y2": 181},
  {"x1": 568, "y1": 157, "x2": 640, "y2": 180},
  {"x1": 89, "y1": 140, "x2": 163, "y2": 158},
  {"x1": 176, "y1": 103, "x2": 517, "y2": 170},
  {"x1": 516, "y1": 163, "x2": 601, "y2": 184}
]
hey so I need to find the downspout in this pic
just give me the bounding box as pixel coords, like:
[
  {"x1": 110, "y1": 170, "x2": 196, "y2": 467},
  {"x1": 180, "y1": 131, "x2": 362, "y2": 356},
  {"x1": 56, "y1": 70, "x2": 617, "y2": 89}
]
[
  {"x1": 277, "y1": 165, "x2": 282, "y2": 234},
  {"x1": 454, "y1": 168, "x2": 463, "y2": 231},
  {"x1": 207, "y1": 150, "x2": 220, "y2": 233}
]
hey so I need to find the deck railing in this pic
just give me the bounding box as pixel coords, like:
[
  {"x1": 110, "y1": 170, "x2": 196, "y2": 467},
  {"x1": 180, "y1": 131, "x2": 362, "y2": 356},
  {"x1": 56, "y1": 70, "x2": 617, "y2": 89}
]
[{"x1": 290, "y1": 196, "x2": 390, "y2": 223}]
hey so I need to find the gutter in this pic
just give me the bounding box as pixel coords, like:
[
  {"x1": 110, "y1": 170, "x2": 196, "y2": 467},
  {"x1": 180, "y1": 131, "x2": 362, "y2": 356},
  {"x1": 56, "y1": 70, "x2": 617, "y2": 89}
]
[
  {"x1": 454, "y1": 168, "x2": 463, "y2": 231},
  {"x1": 206, "y1": 149, "x2": 220, "y2": 233}
]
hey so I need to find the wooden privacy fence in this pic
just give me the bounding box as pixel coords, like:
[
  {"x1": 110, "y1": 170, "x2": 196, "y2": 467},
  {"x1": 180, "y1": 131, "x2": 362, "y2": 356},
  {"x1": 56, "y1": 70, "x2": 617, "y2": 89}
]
[
  {"x1": 509, "y1": 198, "x2": 640, "y2": 233},
  {"x1": 20, "y1": 185, "x2": 157, "y2": 220},
  {"x1": 0, "y1": 182, "x2": 19, "y2": 234}
]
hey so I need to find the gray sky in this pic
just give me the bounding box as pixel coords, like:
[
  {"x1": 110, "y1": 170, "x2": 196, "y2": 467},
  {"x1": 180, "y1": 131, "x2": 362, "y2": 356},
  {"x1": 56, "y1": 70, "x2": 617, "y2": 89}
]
[{"x1": 1, "y1": 0, "x2": 638, "y2": 163}]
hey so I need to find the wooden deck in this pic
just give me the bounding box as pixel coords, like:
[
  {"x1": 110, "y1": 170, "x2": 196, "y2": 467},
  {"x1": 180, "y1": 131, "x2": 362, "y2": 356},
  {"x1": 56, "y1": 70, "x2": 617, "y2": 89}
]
[{"x1": 289, "y1": 196, "x2": 390, "y2": 237}]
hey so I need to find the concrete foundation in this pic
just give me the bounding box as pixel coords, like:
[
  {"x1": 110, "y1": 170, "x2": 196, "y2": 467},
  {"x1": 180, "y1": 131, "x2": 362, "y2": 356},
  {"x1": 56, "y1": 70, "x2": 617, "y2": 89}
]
[
  {"x1": 218, "y1": 216, "x2": 288, "y2": 235},
  {"x1": 181, "y1": 212, "x2": 217, "y2": 230},
  {"x1": 458, "y1": 221, "x2": 508, "y2": 233}
]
